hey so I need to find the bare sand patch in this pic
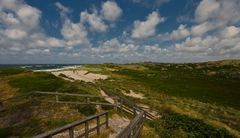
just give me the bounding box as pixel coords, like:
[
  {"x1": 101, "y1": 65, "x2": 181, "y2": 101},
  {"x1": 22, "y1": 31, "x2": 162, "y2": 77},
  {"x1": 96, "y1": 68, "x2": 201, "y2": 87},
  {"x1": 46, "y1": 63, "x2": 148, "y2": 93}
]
[
  {"x1": 122, "y1": 90, "x2": 145, "y2": 99},
  {"x1": 100, "y1": 90, "x2": 115, "y2": 104},
  {"x1": 52, "y1": 70, "x2": 107, "y2": 82},
  {"x1": 137, "y1": 104, "x2": 161, "y2": 119}
]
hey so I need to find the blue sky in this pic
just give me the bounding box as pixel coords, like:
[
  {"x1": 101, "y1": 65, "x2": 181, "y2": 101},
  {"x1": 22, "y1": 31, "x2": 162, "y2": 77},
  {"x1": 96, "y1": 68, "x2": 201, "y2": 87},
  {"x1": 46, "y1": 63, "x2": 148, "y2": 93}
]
[{"x1": 0, "y1": 0, "x2": 240, "y2": 64}]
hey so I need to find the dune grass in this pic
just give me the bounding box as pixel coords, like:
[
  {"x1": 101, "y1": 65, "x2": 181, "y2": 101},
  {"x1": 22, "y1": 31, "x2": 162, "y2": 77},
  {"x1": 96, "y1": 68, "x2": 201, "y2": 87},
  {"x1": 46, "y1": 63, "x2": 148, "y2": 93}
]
[
  {"x1": 0, "y1": 68, "x2": 27, "y2": 76},
  {"x1": 148, "y1": 111, "x2": 235, "y2": 138},
  {"x1": 115, "y1": 63, "x2": 240, "y2": 109},
  {"x1": 83, "y1": 60, "x2": 240, "y2": 137}
]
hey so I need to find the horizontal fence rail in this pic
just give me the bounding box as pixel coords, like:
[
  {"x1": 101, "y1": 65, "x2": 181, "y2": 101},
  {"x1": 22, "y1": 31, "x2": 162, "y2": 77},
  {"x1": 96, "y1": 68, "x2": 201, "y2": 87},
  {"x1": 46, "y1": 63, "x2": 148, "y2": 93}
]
[
  {"x1": 33, "y1": 91, "x2": 119, "y2": 107},
  {"x1": 34, "y1": 111, "x2": 109, "y2": 138}
]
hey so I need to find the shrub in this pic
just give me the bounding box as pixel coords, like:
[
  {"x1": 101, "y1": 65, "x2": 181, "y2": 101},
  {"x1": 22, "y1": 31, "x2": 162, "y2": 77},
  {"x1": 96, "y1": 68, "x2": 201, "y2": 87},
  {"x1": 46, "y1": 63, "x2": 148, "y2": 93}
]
[
  {"x1": 148, "y1": 112, "x2": 235, "y2": 138},
  {"x1": 0, "y1": 68, "x2": 26, "y2": 76},
  {"x1": 0, "y1": 127, "x2": 12, "y2": 138},
  {"x1": 75, "y1": 105, "x2": 96, "y2": 116},
  {"x1": 9, "y1": 72, "x2": 65, "y2": 93}
]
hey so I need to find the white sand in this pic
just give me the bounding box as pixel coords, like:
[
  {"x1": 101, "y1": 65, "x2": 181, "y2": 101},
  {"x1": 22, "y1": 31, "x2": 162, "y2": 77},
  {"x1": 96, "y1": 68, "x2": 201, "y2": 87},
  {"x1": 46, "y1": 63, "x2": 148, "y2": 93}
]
[
  {"x1": 100, "y1": 90, "x2": 115, "y2": 104},
  {"x1": 122, "y1": 90, "x2": 145, "y2": 99},
  {"x1": 52, "y1": 70, "x2": 107, "y2": 82}
]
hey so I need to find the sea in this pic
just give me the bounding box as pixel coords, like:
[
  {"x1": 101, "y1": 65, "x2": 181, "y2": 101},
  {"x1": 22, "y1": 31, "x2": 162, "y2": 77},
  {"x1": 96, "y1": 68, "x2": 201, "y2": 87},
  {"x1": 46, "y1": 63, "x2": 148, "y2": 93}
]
[{"x1": 0, "y1": 64, "x2": 82, "y2": 72}]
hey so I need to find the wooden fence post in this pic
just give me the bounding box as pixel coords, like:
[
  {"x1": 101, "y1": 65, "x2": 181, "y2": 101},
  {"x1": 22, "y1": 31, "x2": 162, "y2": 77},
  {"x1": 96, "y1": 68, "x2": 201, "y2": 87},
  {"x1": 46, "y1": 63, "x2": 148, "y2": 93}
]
[
  {"x1": 86, "y1": 97, "x2": 90, "y2": 104},
  {"x1": 133, "y1": 108, "x2": 136, "y2": 116},
  {"x1": 69, "y1": 127, "x2": 74, "y2": 138},
  {"x1": 106, "y1": 113, "x2": 109, "y2": 128},
  {"x1": 85, "y1": 121, "x2": 89, "y2": 138},
  {"x1": 97, "y1": 116, "x2": 100, "y2": 135},
  {"x1": 119, "y1": 98, "x2": 122, "y2": 112},
  {"x1": 0, "y1": 101, "x2": 4, "y2": 112},
  {"x1": 114, "y1": 97, "x2": 118, "y2": 110},
  {"x1": 55, "y1": 92, "x2": 59, "y2": 103}
]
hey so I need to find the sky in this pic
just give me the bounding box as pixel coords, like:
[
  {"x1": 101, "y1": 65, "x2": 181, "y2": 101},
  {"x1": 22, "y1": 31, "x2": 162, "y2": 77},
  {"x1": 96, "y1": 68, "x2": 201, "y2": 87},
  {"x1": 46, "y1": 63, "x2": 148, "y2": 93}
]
[{"x1": 0, "y1": 0, "x2": 240, "y2": 64}]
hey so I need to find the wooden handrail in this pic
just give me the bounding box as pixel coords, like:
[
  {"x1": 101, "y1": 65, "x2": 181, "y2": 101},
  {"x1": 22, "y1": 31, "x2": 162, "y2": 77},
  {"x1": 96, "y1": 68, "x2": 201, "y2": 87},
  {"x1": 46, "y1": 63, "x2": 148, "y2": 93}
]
[
  {"x1": 34, "y1": 111, "x2": 109, "y2": 138},
  {"x1": 34, "y1": 91, "x2": 119, "y2": 99},
  {"x1": 116, "y1": 96, "x2": 157, "y2": 138},
  {"x1": 117, "y1": 111, "x2": 145, "y2": 138},
  {"x1": 117, "y1": 96, "x2": 155, "y2": 120}
]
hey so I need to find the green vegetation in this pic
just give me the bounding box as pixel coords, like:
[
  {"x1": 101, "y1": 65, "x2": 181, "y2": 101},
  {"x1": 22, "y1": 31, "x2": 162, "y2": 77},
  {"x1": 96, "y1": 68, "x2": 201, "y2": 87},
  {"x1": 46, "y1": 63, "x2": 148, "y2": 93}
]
[
  {"x1": 0, "y1": 60, "x2": 240, "y2": 137},
  {"x1": 0, "y1": 69, "x2": 101, "y2": 137},
  {"x1": 75, "y1": 105, "x2": 97, "y2": 116},
  {"x1": 9, "y1": 72, "x2": 65, "y2": 93},
  {"x1": 0, "y1": 127, "x2": 11, "y2": 138},
  {"x1": 0, "y1": 68, "x2": 27, "y2": 76},
  {"x1": 116, "y1": 63, "x2": 240, "y2": 109},
  {"x1": 83, "y1": 60, "x2": 240, "y2": 137},
  {"x1": 148, "y1": 112, "x2": 234, "y2": 138}
]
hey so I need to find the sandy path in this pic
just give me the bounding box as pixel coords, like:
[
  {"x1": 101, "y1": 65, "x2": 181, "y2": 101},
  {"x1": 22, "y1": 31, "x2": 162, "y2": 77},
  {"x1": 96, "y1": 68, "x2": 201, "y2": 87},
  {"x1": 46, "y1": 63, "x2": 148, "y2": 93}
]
[
  {"x1": 122, "y1": 90, "x2": 145, "y2": 99},
  {"x1": 100, "y1": 90, "x2": 115, "y2": 104}
]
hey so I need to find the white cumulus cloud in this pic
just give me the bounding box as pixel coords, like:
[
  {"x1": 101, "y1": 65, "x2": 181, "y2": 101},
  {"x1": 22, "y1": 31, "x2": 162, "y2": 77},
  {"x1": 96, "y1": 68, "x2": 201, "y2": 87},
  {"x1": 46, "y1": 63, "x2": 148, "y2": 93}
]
[
  {"x1": 61, "y1": 19, "x2": 90, "y2": 47},
  {"x1": 131, "y1": 11, "x2": 165, "y2": 39},
  {"x1": 101, "y1": 1, "x2": 122, "y2": 22},
  {"x1": 80, "y1": 11, "x2": 107, "y2": 32}
]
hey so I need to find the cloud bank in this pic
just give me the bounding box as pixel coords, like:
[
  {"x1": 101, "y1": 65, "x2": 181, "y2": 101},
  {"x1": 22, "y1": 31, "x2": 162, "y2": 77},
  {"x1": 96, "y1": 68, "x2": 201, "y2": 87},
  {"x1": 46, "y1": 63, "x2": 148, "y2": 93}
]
[{"x1": 0, "y1": 0, "x2": 240, "y2": 63}]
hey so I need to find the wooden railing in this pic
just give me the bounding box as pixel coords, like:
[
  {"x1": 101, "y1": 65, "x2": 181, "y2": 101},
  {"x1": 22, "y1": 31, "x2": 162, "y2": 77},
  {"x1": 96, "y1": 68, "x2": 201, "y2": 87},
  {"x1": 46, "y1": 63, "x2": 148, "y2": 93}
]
[
  {"x1": 34, "y1": 111, "x2": 109, "y2": 138},
  {"x1": 117, "y1": 96, "x2": 155, "y2": 120},
  {"x1": 1, "y1": 91, "x2": 158, "y2": 138},
  {"x1": 116, "y1": 97, "x2": 148, "y2": 138},
  {"x1": 117, "y1": 111, "x2": 145, "y2": 138},
  {"x1": 33, "y1": 91, "x2": 118, "y2": 106}
]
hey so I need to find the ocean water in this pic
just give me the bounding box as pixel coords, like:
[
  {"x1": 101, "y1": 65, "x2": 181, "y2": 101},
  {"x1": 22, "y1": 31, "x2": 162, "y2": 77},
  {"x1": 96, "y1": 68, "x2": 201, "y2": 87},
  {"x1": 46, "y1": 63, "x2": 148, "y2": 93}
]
[{"x1": 0, "y1": 64, "x2": 82, "y2": 71}]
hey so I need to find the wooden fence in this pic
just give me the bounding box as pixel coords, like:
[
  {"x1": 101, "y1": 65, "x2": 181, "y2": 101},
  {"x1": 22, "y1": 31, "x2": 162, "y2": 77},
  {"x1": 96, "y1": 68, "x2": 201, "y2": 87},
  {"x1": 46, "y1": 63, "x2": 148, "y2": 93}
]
[
  {"x1": 34, "y1": 111, "x2": 109, "y2": 138},
  {"x1": 34, "y1": 91, "x2": 118, "y2": 106},
  {"x1": 34, "y1": 91, "x2": 155, "y2": 120},
  {"x1": 117, "y1": 96, "x2": 155, "y2": 120},
  {"x1": 0, "y1": 91, "x2": 159, "y2": 138},
  {"x1": 32, "y1": 91, "x2": 154, "y2": 137},
  {"x1": 117, "y1": 111, "x2": 145, "y2": 138}
]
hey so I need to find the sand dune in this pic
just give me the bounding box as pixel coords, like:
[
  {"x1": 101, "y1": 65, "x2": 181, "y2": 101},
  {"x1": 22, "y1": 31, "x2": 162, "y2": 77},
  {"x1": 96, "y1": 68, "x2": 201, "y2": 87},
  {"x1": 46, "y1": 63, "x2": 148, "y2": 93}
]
[{"x1": 52, "y1": 70, "x2": 107, "y2": 82}]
